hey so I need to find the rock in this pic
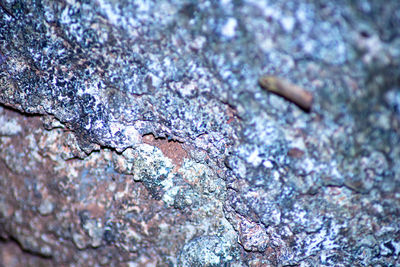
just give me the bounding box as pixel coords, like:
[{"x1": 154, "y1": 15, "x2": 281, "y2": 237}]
[{"x1": 1, "y1": 0, "x2": 400, "y2": 266}]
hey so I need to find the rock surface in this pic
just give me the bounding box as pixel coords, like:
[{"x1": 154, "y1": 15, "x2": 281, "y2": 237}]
[{"x1": 1, "y1": 0, "x2": 400, "y2": 266}]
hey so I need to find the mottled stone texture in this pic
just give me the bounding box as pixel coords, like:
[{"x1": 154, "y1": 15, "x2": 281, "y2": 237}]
[{"x1": 1, "y1": 0, "x2": 400, "y2": 266}]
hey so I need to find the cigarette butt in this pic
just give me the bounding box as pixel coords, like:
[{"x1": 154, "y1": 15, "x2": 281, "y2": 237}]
[{"x1": 258, "y1": 75, "x2": 313, "y2": 111}]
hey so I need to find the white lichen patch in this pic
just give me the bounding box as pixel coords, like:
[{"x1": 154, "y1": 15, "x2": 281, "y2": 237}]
[
  {"x1": 161, "y1": 184, "x2": 180, "y2": 206},
  {"x1": 179, "y1": 159, "x2": 213, "y2": 186},
  {"x1": 109, "y1": 122, "x2": 142, "y2": 151},
  {"x1": 114, "y1": 143, "x2": 174, "y2": 178},
  {"x1": 0, "y1": 115, "x2": 22, "y2": 135},
  {"x1": 131, "y1": 144, "x2": 173, "y2": 180},
  {"x1": 38, "y1": 198, "x2": 55, "y2": 216},
  {"x1": 221, "y1": 17, "x2": 237, "y2": 38},
  {"x1": 169, "y1": 80, "x2": 198, "y2": 98},
  {"x1": 83, "y1": 219, "x2": 104, "y2": 247},
  {"x1": 247, "y1": 148, "x2": 263, "y2": 167}
]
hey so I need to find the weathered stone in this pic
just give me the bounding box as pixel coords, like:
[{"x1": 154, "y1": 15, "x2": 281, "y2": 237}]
[{"x1": 1, "y1": 0, "x2": 400, "y2": 266}]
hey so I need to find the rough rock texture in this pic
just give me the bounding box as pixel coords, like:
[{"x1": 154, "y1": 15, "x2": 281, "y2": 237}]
[{"x1": 1, "y1": 0, "x2": 400, "y2": 266}]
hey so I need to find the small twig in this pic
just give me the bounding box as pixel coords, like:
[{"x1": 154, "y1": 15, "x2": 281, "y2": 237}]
[{"x1": 258, "y1": 75, "x2": 313, "y2": 112}]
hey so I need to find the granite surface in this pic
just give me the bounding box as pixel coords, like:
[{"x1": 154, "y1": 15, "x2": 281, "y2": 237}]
[{"x1": 1, "y1": 0, "x2": 400, "y2": 266}]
